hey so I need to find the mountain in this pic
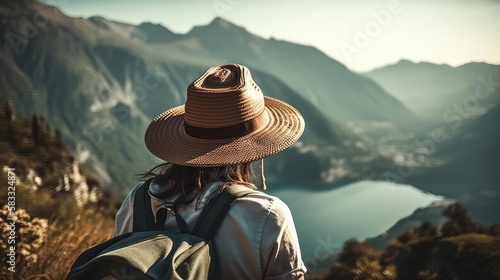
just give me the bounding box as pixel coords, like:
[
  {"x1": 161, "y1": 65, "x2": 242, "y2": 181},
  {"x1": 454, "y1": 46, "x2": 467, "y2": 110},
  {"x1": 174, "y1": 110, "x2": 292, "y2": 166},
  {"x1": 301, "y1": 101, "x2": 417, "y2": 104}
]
[
  {"x1": 365, "y1": 59, "x2": 500, "y2": 123},
  {"x1": 408, "y1": 101, "x2": 500, "y2": 225},
  {"x1": 411, "y1": 101, "x2": 500, "y2": 191},
  {"x1": 0, "y1": 0, "x2": 160, "y2": 192},
  {"x1": 146, "y1": 17, "x2": 418, "y2": 127},
  {"x1": 0, "y1": 1, "x2": 390, "y2": 194}
]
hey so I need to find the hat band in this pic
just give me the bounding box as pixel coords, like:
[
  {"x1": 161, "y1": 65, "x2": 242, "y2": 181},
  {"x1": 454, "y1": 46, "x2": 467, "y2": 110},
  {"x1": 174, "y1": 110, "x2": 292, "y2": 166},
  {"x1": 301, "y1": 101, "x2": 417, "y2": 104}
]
[{"x1": 184, "y1": 111, "x2": 268, "y2": 140}]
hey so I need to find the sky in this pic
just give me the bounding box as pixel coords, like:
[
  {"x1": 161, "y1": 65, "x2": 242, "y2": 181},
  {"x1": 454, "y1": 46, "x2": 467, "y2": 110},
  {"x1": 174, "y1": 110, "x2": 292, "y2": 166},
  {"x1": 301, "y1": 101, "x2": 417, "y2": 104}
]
[{"x1": 42, "y1": 0, "x2": 500, "y2": 72}]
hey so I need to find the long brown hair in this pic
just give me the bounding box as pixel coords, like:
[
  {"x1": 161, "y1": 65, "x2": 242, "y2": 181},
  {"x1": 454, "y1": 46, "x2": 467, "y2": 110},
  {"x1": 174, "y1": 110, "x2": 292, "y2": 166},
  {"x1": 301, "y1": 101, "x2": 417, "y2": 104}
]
[{"x1": 139, "y1": 162, "x2": 255, "y2": 200}]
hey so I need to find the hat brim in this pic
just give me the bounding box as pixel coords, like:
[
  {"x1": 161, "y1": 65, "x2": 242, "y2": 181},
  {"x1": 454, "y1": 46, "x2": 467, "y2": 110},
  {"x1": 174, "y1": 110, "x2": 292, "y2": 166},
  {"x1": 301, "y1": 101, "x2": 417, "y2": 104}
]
[{"x1": 144, "y1": 97, "x2": 305, "y2": 166}]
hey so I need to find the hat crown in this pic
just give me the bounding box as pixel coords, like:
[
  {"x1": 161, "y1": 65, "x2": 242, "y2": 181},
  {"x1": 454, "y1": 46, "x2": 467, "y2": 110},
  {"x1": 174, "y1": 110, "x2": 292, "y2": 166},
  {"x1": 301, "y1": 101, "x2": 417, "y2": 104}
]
[
  {"x1": 185, "y1": 64, "x2": 265, "y2": 128},
  {"x1": 203, "y1": 67, "x2": 234, "y2": 87}
]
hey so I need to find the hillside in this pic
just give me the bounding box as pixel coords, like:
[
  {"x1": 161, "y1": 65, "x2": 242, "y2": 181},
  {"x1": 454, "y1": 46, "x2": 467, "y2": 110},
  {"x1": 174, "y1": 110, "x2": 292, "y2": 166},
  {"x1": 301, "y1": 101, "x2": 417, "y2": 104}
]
[
  {"x1": 0, "y1": 100, "x2": 106, "y2": 207},
  {"x1": 407, "y1": 102, "x2": 500, "y2": 225},
  {"x1": 309, "y1": 203, "x2": 500, "y2": 280},
  {"x1": 0, "y1": 105, "x2": 117, "y2": 280}
]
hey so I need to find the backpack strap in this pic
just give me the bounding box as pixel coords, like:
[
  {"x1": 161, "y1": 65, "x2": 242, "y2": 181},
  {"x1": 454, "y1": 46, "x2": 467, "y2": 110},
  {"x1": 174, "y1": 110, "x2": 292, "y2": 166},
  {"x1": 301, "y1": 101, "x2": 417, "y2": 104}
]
[
  {"x1": 133, "y1": 179, "x2": 155, "y2": 231},
  {"x1": 173, "y1": 196, "x2": 191, "y2": 233},
  {"x1": 192, "y1": 184, "x2": 255, "y2": 240}
]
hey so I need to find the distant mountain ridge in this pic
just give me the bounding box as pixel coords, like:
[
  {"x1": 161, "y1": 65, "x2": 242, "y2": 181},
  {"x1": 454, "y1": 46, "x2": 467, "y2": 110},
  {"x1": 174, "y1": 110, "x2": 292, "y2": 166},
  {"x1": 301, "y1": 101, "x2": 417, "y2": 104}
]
[
  {"x1": 88, "y1": 16, "x2": 182, "y2": 44},
  {"x1": 88, "y1": 16, "x2": 418, "y2": 126},
  {"x1": 365, "y1": 59, "x2": 500, "y2": 123}
]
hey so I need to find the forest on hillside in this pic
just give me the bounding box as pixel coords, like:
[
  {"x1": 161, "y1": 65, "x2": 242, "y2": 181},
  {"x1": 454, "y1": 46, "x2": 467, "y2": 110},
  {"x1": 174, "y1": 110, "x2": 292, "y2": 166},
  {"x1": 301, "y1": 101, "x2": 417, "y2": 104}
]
[
  {"x1": 0, "y1": 101, "x2": 117, "y2": 279},
  {"x1": 309, "y1": 203, "x2": 500, "y2": 280}
]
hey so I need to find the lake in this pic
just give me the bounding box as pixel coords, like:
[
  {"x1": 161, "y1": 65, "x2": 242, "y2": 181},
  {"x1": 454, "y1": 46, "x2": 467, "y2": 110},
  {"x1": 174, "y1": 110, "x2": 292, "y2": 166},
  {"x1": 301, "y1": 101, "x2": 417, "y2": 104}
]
[{"x1": 266, "y1": 180, "x2": 443, "y2": 259}]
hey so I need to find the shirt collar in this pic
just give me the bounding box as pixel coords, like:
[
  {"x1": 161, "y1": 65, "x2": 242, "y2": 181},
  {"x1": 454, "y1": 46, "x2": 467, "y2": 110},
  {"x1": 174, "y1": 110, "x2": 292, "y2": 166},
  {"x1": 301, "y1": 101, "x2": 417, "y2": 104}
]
[{"x1": 148, "y1": 180, "x2": 225, "y2": 210}]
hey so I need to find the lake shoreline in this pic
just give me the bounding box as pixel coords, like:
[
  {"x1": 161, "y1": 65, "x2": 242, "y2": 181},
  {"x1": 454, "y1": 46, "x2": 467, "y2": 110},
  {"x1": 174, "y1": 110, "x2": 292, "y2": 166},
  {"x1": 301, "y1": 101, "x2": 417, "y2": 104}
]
[{"x1": 267, "y1": 180, "x2": 444, "y2": 260}]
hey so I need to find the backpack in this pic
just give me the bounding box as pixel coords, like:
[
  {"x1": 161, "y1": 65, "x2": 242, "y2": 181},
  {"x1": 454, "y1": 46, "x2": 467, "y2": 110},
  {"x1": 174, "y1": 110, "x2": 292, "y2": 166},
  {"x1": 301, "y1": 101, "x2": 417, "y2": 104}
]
[{"x1": 67, "y1": 180, "x2": 254, "y2": 280}]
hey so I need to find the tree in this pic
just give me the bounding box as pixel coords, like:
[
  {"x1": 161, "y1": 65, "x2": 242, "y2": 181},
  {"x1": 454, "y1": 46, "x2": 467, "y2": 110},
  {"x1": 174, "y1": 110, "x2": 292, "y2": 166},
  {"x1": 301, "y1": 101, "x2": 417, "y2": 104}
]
[
  {"x1": 39, "y1": 116, "x2": 48, "y2": 145},
  {"x1": 54, "y1": 129, "x2": 63, "y2": 146},
  {"x1": 488, "y1": 224, "x2": 500, "y2": 236},
  {"x1": 5, "y1": 123, "x2": 16, "y2": 143},
  {"x1": 325, "y1": 239, "x2": 385, "y2": 280},
  {"x1": 337, "y1": 239, "x2": 378, "y2": 265},
  {"x1": 4, "y1": 99, "x2": 14, "y2": 121},
  {"x1": 32, "y1": 115, "x2": 40, "y2": 146},
  {"x1": 415, "y1": 222, "x2": 438, "y2": 239},
  {"x1": 440, "y1": 202, "x2": 478, "y2": 237},
  {"x1": 397, "y1": 230, "x2": 419, "y2": 244},
  {"x1": 380, "y1": 240, "x2": 402, "y2": 268}
]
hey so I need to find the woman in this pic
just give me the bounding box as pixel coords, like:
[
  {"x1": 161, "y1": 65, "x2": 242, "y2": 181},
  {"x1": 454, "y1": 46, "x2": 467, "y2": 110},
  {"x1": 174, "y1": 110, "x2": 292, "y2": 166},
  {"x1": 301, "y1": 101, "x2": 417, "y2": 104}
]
[{"x1": 114, "y1": 64, "x2": 307, "y2": 279}]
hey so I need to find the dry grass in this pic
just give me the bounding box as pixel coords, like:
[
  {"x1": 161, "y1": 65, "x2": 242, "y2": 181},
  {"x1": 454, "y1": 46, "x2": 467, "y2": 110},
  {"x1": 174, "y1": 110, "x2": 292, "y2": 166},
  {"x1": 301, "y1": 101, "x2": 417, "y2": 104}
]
[{"x1": 0, "y1": 208, "x2": 114, "y2": 279}]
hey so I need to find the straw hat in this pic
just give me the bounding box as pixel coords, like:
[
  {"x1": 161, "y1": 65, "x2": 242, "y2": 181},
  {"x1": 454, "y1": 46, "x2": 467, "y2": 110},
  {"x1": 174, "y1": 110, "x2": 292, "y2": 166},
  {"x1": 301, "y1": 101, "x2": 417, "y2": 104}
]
[{"x1": 144, "y1": 64, "x2": 305, "y2": 167}]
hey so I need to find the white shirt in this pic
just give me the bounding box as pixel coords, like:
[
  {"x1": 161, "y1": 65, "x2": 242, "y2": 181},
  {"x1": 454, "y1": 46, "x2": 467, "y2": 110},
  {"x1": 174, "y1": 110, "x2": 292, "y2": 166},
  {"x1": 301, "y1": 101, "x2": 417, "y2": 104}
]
[{"x1": 114, "y1": 180, "x2": 307, "y2": 280}]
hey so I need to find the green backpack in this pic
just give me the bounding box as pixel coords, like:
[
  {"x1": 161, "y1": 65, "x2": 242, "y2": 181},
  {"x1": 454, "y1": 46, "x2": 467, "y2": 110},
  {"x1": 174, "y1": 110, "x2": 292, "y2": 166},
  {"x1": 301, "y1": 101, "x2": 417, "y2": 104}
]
[{"x1": 67, "y1": 180, "x2": 253, "y2": 280}]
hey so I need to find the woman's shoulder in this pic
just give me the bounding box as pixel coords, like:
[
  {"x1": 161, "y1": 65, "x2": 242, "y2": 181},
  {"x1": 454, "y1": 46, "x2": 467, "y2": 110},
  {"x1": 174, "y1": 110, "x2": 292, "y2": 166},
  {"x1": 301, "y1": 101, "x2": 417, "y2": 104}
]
[{"x1": 231, "y1": 185, "x2": 293, "y2": 222}]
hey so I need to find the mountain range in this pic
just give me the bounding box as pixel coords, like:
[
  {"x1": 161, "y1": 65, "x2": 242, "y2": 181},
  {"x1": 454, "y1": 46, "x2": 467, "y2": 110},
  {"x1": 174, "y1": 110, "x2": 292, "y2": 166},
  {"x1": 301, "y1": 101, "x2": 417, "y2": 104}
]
[
  {"x1": 1, "y1": 0, "x2": 402, "y2": 194},
  {"x1": 87, "y1": 14, "x2": 419, "y2": 126},
  {"x1": 1, "y1": 0, "x2": 498, "y2": 204},
  {"x1": 365, "y1": 59, "x2": 500, "y2": 124},
  {"x1": 146, "y1": 17, "x2": 419, "y2": 127}
]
